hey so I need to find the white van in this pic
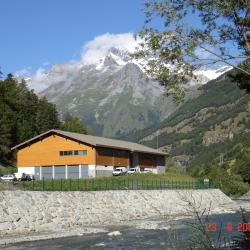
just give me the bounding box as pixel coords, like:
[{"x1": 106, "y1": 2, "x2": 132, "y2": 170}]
[
  {"x1": 112, "y1": 167, "x2": 127, "y2": 176},
  {"x1": 127, "y1": 167, "x2": 140, "y2": 174}
]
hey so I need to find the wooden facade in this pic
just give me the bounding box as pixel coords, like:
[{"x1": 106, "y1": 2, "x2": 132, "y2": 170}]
[
  {"x1": 138, "y1": 153, "x2": 157, "y2": 168},
  {"x1": 14, "y1": 130, "x2": 166, "y2": 178},
  {"x1": 96, "y1": 147, "x2": 129, "y2": 167},
  {"x1": 17, "y1": 134, "x2": 96, "y2": 167},
  {"x1": 17, "y1": 135, "x2": 159, "y2": 169}
]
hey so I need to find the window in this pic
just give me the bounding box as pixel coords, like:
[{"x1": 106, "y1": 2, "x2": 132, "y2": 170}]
[
  {"x1": 98, "y1": 149, "x2": 113, "y2": 156},
  {"x1": 78, "y1": 150, "x2": 87, "y2": 155},
  {"x1": 59, "y1": 150, "x2": 87, "y2": 156}
]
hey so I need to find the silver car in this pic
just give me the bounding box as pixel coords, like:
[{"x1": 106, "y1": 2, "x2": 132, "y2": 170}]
[{"x1": 0, "y1": 174, "x2": 16, "y2": 181}]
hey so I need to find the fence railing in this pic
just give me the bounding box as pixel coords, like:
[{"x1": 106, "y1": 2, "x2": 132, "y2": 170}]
[{"x1": 14, "y1": 178, "x2": 212, "y2": 191}]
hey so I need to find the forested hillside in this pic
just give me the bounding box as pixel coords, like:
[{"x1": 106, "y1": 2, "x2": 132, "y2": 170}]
[
  {"x1": 122, "y1": 71, "x2": 250, "y2": 195},
  {"x1": 124, "y1": 73, "x2": 250, "y2": 156},
  {"x1": 0, "y1": 74, "x2": 89, "y2": 166},
  {"x1": 124, "y1": 73, "x2": 250, "y2": 163}
]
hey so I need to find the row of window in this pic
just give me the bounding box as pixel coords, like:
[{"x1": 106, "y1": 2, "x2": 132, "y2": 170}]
[
  {"x1": 97, "y1": 149, "x2": 128, "y2": 157},
  {"x1": 59, "y1": 150, "x2": 87, "y2": 156}
]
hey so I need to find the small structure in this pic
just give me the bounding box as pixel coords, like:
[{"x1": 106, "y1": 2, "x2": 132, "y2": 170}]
[{"x1": 12, "y1": 130, "x2": 167, "y2": 179}]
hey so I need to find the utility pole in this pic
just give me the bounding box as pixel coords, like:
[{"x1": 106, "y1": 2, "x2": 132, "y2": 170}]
[{"x1": 219, "y1": 153, "x2": 224, "y2": 165}]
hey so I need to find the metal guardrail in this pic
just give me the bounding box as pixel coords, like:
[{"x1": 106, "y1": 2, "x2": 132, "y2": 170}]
[{"x1": 14, "y1": 178, "x2": 212, "y2": 191}]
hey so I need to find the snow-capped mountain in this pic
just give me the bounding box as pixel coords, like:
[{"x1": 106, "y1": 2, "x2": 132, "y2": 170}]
[
  {"x1": 28, "y1": 43, "x2": 231, "y2": 138},
  {"x1": 194, "y1": 65, "x2": 232, "y2": 81}
]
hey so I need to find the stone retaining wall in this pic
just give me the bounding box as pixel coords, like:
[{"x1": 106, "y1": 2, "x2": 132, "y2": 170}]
[{"x1": 0, "y1": 189, "x2": 233, "y2": 236}]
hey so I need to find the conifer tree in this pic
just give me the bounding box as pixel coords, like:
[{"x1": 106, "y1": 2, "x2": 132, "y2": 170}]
[{"x1": 60, "y1": 112, "x2": 90, "y2": 134}]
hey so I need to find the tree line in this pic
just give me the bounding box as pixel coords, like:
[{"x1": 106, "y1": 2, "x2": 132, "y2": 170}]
[{"x1": 0, "y1": 74, "x2": 90, "y2": 166}]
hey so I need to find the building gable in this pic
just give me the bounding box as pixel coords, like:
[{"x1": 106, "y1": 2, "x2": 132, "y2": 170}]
[{"x1": 17, "y1": 134, "x2": 95, "y2": 167}]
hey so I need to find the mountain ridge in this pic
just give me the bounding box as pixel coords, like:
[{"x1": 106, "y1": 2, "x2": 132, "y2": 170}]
[
  {"x1": 121, "y1": 71, "x2": 250, "y2": 167},
  {"x1": 28, "y1": 46, "x2": 232, "y2": 138}
]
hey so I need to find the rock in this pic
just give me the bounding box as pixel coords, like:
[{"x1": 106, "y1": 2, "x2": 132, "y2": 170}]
[
  {"x1": 0, "y1": 222, "x2": 11, "y2": 232},
  {"x1": 0, "y1": 189, "x2": 236, "y2": 238},
  {"x1": 107, "y1": 230, "x2": 122, "y2": 236},
  {"x1": 95, "y1": 242, "x2": 106, "y2": 247}
]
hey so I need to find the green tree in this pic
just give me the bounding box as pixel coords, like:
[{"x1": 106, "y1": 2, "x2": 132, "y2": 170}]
[
  {"x1": 0, "y1": 74, "x2": 18, "y2": 164},
  {"x1": 229, "y1": 59, "x2": 250, "y2": 92},
  {"x1": 233, "y1": 149, "x2": 250, "y2": 183},
  {"x1": 36, "y1": 97, "x2": 60, "y2": 132},
  {"x1": 206, "y1": 164, "x2": 249, "y2": 196},
  {"x1": 15, "y1": 80, "x2": 39, "y2": 144},
  {"x1": 0, "y1": 75, "x2": 62, "y2": 165},
  {"x1": 60, "y1": 113, "x2": 91, "y2": 134},
  {"x1": 134, "y1": 0, "x2": 250, "y2": 101}
]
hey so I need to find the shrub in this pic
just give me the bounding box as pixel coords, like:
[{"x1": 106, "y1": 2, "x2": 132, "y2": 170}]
[{"x1": 208, "y1": 165, "x2": 249, "y2": 196}]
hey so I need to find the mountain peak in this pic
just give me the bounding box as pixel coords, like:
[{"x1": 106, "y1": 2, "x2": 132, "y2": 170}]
[
  {"x1": 108, "y1": 46, "x2": 130, "y2": 61},
  {"x1": 103, "y1": 55, "x2": 119, "y2": 67}
]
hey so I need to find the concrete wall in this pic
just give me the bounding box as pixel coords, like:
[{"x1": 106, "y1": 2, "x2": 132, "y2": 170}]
[
  {"x1": 88, "y1": 165, "x2": 96, "y2": 178},
  {"x1": 0, "y1": 189, "x2": 233, "y2": 236},
  {"x1": 17, "y1": 167, "x2": 35, "y2": 176},
  {"x1": 157, "y1": 165, "x2": 166, "y2": 174},
  {"x1": 96, "y1": 165, "x2": 113, "y2": 177}
]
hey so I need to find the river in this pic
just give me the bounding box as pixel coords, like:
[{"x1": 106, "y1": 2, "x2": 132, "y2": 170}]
[{"x1": 1, "y1": 212, "x2": 249, "y2": 250}]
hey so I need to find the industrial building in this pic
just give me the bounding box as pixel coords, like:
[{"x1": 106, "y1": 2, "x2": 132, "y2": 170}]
[{"x1": 12, "y1": 130, "x2": 167, "y2": 179}]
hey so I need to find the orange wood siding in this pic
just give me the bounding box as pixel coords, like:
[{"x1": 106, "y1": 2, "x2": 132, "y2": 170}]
[
  {"x1": 138, "y1": 153, "x2": 157, "y2": 167},
  {"x1": 96, "y1": 148, "x2": 113, "y2": 166},
  {"x1": 113, "y1": 150, "x2": 129, "y2": 166},
  {"x1": 17, "y1": 134, "x2": 96, "y2": 167},
  {"x1": 96, "y1": 147, "x2": 129, "y2": 166}
]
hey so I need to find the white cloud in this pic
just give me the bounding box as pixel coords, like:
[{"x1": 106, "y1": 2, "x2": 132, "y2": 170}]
[
  {"x1": 28, "y1": 63, "x2": 81, "y2": 93},
  {"x1": 81, "y1": 33, "x2": 138, "y2": 64},
  {"x1": 15, "y1": 67, "x2": 32, "y2": 77},
  {"x1": 27, "y1": 68, "x2": 49, "y2": 92},
  {"x1": 27, "y1": 33, "x2": 139, "y2": 93}
]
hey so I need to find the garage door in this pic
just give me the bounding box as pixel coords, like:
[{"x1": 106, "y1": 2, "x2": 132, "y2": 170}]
[
  {"x1": 67, "y1": 165, "x2": 79, "y2": 179},
  {"x1": 54, "y1": 166, "x2": 66, "y2": 179},
  {"x1": 81, "y1": 165, "x2": 89, "y2": 179},
  {"x1": 35, "y1": 167, "x2": 40, "y2": 180},
  {"x1": 41, "y1": 166, "x2": 53, "y2": 179}
]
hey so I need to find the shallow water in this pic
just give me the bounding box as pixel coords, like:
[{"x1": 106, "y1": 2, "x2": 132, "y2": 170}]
[{"x1": 2, "y1": 212, "x2": 250, "y2": 250}]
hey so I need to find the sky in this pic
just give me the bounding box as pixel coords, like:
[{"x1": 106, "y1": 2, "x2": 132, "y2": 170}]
[
  {"x1": 0, "y1": 0, "x2": 241, "y2": 84},
  {"x1": 0, "y1": 0, "x2": 145, "y2": 76}
]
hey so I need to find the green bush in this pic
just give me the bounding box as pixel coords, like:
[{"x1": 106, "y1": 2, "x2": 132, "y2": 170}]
[
  {"x1": 208, "y1": 165, "x2": 249, "y2": 197},
  {"x1": 232, "y1": 150, "x2": 250, "y2": 183},
  {"x1": 0, "y1": 166, "x2": 17, "y2": 176}
]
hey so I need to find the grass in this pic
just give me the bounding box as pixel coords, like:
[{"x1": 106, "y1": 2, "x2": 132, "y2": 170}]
[
  {"x1": 12, "y1": 170, "x2": 210, "y2": 191},
  {"x1": 1, "y1": 168, "x2": 208, "y2": 192},
  {"x1": 0, "y1": 182, "x2": 17, "y2": 191}
]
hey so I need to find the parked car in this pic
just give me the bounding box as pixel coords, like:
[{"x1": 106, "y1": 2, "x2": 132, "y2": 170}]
[
  {"x1": 0, "y1": 174, "x2": 16, "y2": 182},
  {"x1": 21, "y1": 173, "x2": 33, "y2": 181},
  {"x1": 142, "y1": 169, "x2": 153, "y2": 174},
  {"x1": 112, "y1": 167, "x2": 127, "y2": 176},
  {"x1": 13, "y1": 172, "x2": 22, "y2": 181},
  {"x1": 127, "y1": 167, "x2": 140, "y2": 174}
]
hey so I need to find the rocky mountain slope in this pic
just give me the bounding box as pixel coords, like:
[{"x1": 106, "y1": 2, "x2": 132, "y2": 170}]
[
  {"x1": 122, "y1": 72, "x2": 250, "y2": 167},
  {"x1": 35, "y1": 47, "x2": 230, "y2": 137}
]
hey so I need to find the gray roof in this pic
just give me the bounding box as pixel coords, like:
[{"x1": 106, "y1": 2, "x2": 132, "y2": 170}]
[{"x1": 12, "y1": 129, "x2": 167, "y2": 156}]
